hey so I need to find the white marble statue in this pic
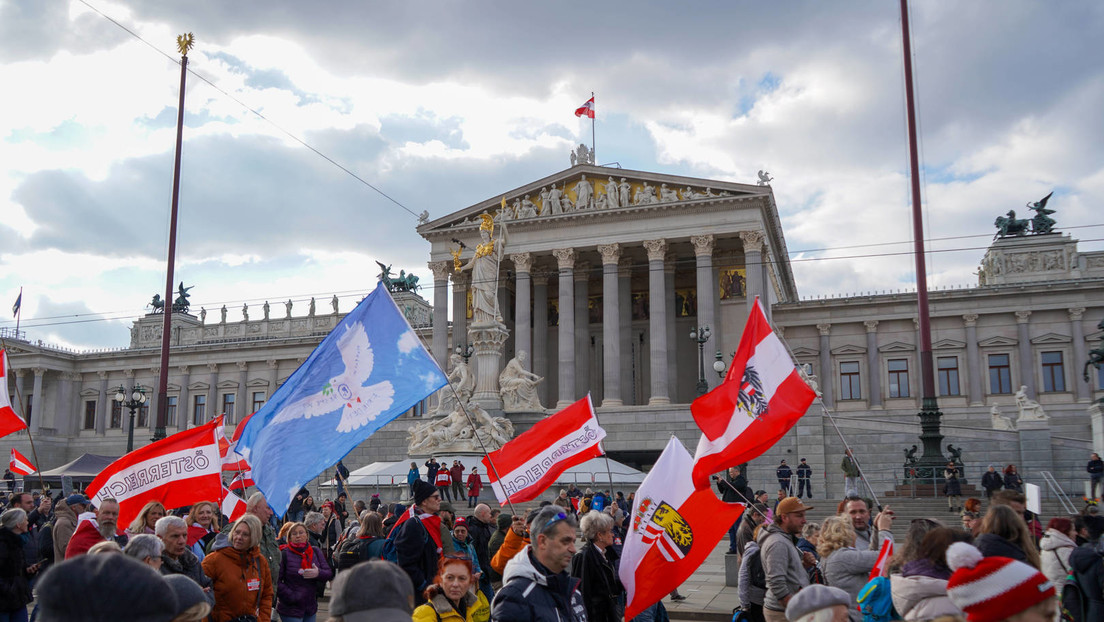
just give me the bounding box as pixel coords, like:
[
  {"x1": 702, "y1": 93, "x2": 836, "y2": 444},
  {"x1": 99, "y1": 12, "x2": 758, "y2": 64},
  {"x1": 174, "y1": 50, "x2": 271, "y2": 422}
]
[
  {"x1": 619, "y1": 178, "x2": 632, "y2": 208},
  {"x1": 199, "y1": 307, "x2": 206, "y2": 324},
  {"x1": 499, "y1": 351, "x2": 544, "y2": 411},
  {"x1": 220, "y1": 305, "x2": 228, "y2": 323},
  {"x1": 457, "y1": 213, "x2": 507, "y2": 325},
  {"x1": 574, "y1": 175, "x2": 594, "y2": 210},
  {"x1": 547, "y1": 184, "x2": 565, "y2": 215},
  {"x1": 659, "y1": 183, "x2": 679, "y2": 203},
  {"x1": 991, "y1": 403, "x2": 1016, "y2": 431},
  {"x1": 757, "y1": 170, "x2": 774, "y2": 186},
  {"x1": 417, "y1": 210, "x2": 430, "y2": 225},
  {"x1": 285, "y1": 299, "x2": 293, "y2": 318},
  {"x1": 634, "y1": 182, "x2": 657, "y2": 205},
  {"x1": 262, "y1": 301, "x2": 270, "y2": 320},
  {"x1": 520, "y1": 195, "x2": 538, "y2": 218},
  {"x1": 538, "y1": 187, "x2": 550, "y2": 214},
  {"x1": 1015, "y1": 386, "x2": 1048, "y2": 421},
  {"x1": 408, "y1": 398, "x2": 515, "y2": 454},
  {"x1": 331, "y1": 295, "x2": 339, "y2": 314},
  {"x1": 242, "y1": 303, "x2": 249, "y2": 322},
  {"x1": 434, "y1": 353, "x2": 474, "y2": 416},
  {"x1": 605, "y1": 177, "x2": 620, "y2": 209}
]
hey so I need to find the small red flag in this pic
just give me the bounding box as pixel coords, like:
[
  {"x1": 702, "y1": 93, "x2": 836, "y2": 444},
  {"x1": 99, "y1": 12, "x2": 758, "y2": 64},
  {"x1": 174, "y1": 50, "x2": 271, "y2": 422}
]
[
  {"x1": 575, "y1": 96, "x2": 595, "y2": 119},
  {"x1": 9, "y1": 448, "x2": 35, "y2": 476},
  {"x1": 0, "y1": 351, "x2": 29, "y2": 439}
]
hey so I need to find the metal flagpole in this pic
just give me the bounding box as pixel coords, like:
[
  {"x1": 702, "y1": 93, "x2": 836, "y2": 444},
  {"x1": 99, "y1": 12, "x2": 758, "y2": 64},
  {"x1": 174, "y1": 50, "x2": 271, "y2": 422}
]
[
  {"x1": 0, "y1": 338, "x2": 48, "y2": 492},
  {"x1": 449, "y1": 390, "x2": 520, "y2": 518},
  {"x1": 590, "y1": 92, "x2": 596, "y2": 163}
]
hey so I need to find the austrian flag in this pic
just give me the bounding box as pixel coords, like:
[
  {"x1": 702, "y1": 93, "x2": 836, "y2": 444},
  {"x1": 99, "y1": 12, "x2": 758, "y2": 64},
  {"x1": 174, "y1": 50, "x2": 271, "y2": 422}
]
[
  {"x1": 0, "y1": 350, "x2": 29, "y2": 439},
  {"x1": 9, "y1": 448, "x2": 35, "y2": 476},
  {"x1": 575, "y1": 96, "x2": 595, "y2": 118},
  {"x1": 690, "y1": 297, "x2": 816, "y2": 490}
]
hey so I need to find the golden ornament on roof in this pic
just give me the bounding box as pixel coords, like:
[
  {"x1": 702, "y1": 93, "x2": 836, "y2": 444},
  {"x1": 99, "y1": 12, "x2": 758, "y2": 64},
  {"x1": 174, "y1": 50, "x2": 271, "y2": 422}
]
[{"x1": 177, "y1": 33, "x2": 195, "y2": 56}]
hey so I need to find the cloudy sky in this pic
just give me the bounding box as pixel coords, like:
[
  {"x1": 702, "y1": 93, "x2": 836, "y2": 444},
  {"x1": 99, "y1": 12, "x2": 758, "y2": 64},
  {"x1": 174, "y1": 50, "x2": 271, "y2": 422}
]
[{"x1": 1, "y1": 0, "x2": 1101, "y2": 350}]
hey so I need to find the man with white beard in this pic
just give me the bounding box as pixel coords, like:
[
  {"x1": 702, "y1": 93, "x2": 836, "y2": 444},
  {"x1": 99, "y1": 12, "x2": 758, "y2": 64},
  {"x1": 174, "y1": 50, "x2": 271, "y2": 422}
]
[{"x1": 64, "y1": 498, "x2": 128, "y2": 558}]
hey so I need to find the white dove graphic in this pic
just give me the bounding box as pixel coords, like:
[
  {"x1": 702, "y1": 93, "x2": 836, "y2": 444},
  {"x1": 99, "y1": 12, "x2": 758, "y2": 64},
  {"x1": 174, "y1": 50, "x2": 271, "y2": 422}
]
[{"x1": 270, "y1": 321, "x2": 395, "y2": 433}]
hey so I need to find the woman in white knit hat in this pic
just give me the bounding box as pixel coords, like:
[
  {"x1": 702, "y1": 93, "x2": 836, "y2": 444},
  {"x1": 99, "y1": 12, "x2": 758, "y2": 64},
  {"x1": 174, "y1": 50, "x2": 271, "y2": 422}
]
[{"x1": 945, "y1": 541, "x2": 1056, "y2": 622}]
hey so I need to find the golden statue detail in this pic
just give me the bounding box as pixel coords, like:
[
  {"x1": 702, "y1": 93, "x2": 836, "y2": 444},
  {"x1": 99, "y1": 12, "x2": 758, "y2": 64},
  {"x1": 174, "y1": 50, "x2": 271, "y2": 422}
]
[
  {"x1": 177, "y1": 33, "x2": 195, "y2": 56},
  {"x1": 475, "y1": 213, "x2": 495, "y2": 258},
  {"x1": 451, "y1": 246, "x2": 463, "y2": 272}
]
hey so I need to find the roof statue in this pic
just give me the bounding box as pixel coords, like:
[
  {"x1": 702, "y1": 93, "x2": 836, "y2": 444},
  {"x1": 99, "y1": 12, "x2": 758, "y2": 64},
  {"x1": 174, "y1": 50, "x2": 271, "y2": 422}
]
[
  {"x1": 1084, "y1": 317, "x2": 1104, "y2": 404},
  {"x1": 995, "y1": 191, "x2": 1057, "y2": 238},
  {"x1": 1027, "y1": 191, "x2": 1056, "y2": 234},
  {"x1": 172, "y1": 282, "x2": 193, "y2": 313},
  {"x1": 757, "y1": 170, "x2": 774, "y2": 186}
]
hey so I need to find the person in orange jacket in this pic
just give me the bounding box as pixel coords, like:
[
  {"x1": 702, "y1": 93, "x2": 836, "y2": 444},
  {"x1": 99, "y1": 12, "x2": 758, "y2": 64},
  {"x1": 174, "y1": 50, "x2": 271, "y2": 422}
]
[{"x1": 490, "y1": 512, "x2": 532, "y2": 575}]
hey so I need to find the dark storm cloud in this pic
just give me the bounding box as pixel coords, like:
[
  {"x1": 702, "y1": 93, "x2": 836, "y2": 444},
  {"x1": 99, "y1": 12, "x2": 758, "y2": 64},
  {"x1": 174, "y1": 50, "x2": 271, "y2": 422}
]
[{"x1": 0, "y1": 1, "x2": 128, "y2": 62}]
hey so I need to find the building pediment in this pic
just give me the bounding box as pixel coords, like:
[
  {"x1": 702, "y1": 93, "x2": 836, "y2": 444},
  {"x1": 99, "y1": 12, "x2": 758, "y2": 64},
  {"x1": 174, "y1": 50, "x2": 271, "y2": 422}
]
[
  {"x1": 830, "y1": 344, "x2": 867, "y2": 355},
  {"x1": 418, "y1": 164, "x2": 767, "y2": 237},
  {"x1": 217, "y1": 380, "x2": 240, "y2": 390},
  {"x1": 79, "y1": 387, "x2": 99, "y2": 397},
  {"x1": 978, "y1": 336, "x2": 1018, "y2": 347},
  {"x1": 246, "y1": 378, "x2": 271, "y2": 388},
  {"x1": 188, "y1": 381, "x2": 209, "y2": 392},
  {"x1": 1029, "y1": 332, "x2": 1071, "y2": 345},
  {"x1": 877, "y1": 341, "x2": 916, "y2": 353},
  {"x1": 933, "y1": 338, "x2": 966, "y2": 350},
  {"x1": 791, "y1": 346, "x2": 819, "y2": 358}
]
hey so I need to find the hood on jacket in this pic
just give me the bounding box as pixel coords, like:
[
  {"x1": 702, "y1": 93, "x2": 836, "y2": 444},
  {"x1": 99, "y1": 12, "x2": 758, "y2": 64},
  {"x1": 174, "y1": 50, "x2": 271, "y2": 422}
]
[
  {"x1": 756, "y1": 522, "x2": 791, "y2": 545},
  {"x1": 975, "y1": 533, "x2": 1028, "y2": 562},
  {"x1": 1041, "y1": 529, "x2": 1076, "y2": 552},
  {"x1": 501, "y1": 544, "x2": 547, "y2": 587},
  {"x1": 1069, "y1": 544, "x2": 1104, "y2": 573},
  {"x1": 890, "y1": 574, "x2": 962, "y2": 620},
  {"x1": 743, "y1": 540, "x2": 760, "y2": 556},
  {"x1": 53, "y1": 499, "x2": 77, "y2": 522}
]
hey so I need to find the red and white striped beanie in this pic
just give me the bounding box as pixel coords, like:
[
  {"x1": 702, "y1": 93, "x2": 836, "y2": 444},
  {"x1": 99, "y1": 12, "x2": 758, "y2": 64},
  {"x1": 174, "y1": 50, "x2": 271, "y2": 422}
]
[{"x1": 945, "y1": 541, "x2": 1055, "y2": 622}]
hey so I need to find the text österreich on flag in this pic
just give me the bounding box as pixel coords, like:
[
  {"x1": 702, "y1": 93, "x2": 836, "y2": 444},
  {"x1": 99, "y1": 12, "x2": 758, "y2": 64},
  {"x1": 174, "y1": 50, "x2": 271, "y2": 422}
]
[
  {"x1": 575, "y1": 96, "x2": 595, "y2": 118},
  {"x1": 690, "y1": 297, "x2": 815, "y2": 489},
  {"x1": 86, "y1": 415, "x2": 224, "y2": 527},
  {"x1": 0, "y1": 351, "x2": 29, "y2": 439},
  {"x1": 482, "y1": 395, "x2": 606, "y2": 505},
  {"x1": 9, "y1": 448, "x2": 35, "y2": 476},
  {"x1": 620, "y1": 437, "x2": 745, "y2": 620}
]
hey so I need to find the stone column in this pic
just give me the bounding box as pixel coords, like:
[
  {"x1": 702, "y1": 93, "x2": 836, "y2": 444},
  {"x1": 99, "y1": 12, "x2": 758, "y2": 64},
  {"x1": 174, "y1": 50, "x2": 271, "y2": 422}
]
[
  {"x1": 644, "y1": 239, "x2": 670, "y2": 405},
  {"x1": 452, "y1": 273, "x2": 469, "y2": 351},
  {"x1": 30, "y1": 368, "x2": 45, "y2": 433},
  {"x1": 62, "y1": 372, "x2": 80, "y2": 435},
  {"x1": 177, "y1": 366, "x2": 191, "y2": 429},
  {"x1": 691, "y1": 235, "x2": 717, "y2": 391},
  {"x1": 818, "y1": 324, "x2": 834, "y2": 408},
  {"x1": 964, "y1": 314, "x2": 983, "y2": 405},
  {"x1": 618, "y1": 262, "x2": 634, "y2": 405},
  {"x1": 598, "y1": 244, "x2": 623, "y2": 406},
  {"x1": 574, "y1": 262, "x2": 590, "y2": 400},
  {"x1": 236, "y1": 361, "x2": 248, "y2": 424},
  {"x1": 207, "y1": 363, "x2": 219, "y2": 425},
  {"x1": 665, "y1": 256, "x2": 678, "y2": 403},
  {"x1": 553, "y1": 248, "x2": 576, "y2": 408},
  {"x1": 429, "y1": 261, "x2": 451, "y2": 370},
  {"x1": 532, "y1": 273, "x2": 549, "y2": 405},
  {"x1": 865, "y1": 321, "x2": 882, "y2": 408},
  {"x1": 1070, "y1": 307, "x2": 1090, "y2": 402},
  {"x1": 740, "y1": 231, "x2": 766, "y2": 313},
  {"x1": 1015, "y1": 311, "x2": 1035, "y2": 399},
  {"x1": 512, "y1": 253, "x2": 533, "y2": 370},
  {"x1": 96, "y1": 371, "x2": 108, "y2": 435},
  {"x1": 148, "y1": 368, "x2": 160, "y2": 432}
]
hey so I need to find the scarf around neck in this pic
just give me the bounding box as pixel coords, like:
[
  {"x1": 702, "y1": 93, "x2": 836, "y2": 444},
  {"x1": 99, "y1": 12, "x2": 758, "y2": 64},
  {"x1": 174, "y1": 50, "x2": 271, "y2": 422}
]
[{"x1": 282, "y1": 542, "x2": 314, "y2": 569}]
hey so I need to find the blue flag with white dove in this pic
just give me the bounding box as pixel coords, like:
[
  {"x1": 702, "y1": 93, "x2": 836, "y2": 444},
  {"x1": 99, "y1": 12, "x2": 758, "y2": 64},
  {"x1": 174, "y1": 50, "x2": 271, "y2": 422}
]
[{"x1": 235, "y1": 282, "x2": 447, "y2": 515}]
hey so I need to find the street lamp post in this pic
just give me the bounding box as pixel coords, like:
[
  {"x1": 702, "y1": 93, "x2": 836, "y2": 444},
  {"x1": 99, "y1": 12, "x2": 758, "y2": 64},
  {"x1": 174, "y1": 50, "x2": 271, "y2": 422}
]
[
  {"x1": 115, "y1": 383, "x2": 148, "y2": 453},
  {"x1": 714, "y1": 351, "x2": 728, "y2": 380},
  {"x1": 455, "y1": 343, "x2": 474, "y2": 363},
  {"x1": 690, "y1": 326, "x2": 712, "y2": 396}
]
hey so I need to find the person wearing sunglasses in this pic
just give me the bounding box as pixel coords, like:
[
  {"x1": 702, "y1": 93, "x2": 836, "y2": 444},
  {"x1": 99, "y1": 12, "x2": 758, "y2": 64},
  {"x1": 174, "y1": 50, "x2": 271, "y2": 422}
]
[{"x1": 490, "y1": 506, "x2": 588, "y2": 621}]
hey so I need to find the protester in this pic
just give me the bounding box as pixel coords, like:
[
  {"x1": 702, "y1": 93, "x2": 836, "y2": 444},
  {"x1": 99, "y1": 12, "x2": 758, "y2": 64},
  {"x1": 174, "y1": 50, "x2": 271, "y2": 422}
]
[
  {"x1": 126, "y1": 501, "x2": 167, "y2": 537},
  {"x1": 450, "y1": 518, "x2": 483, "y2": 579},
  {"x1": 887, "y1": 518, "x2": 940, "y2": 575},
  {"x1": 1039, "y1": 517, "x2": 1077, "y2": 594},
  {"x1": 944, "y1": 461, "x2": 962, "y2": 512},
  {"x1": 818, "y1": 514, "x2": 894, "y2": 622},
  {"x1": 758, "y1": 498, "x2": 816, "y2": 622},
  {"x1": 397, "y1": 480, "x2": 445, "y2": 602},
  {"x1": 408, "y1": 461, "x2": 422, "y2": 496},
  {"x1": 163, "y1": 573, "x2": 213, "y2": 622},
  {"x1": 327, "y1": 558, "x2": 415, "y2": 622},
  {"x1": 944, "y1": 541, "x2": 1057, "y2": 622},
  {"x1": 50, "y1": 493, "x2": 87, "y2": 561},
  {"x1": 783, "y1": 584, "x2": 850, "y2": 622},
  {"x1": 736, "y1": 504, "x2": 770, "y2": 567},
  {"x1": 975, "y1": 504, "x2": 1040, "y2": 569},
  {"x1": 277, "y1": 521, "x2": 333, "y2": 622},
  {"x1": 490, "y1": 512, "x2": 531, "y2": 576},
  {"x1": 186, "y1": 500, "x2": 218, "y2": 560},
  {"x1": 336, "y1": 511, "x2": 388, "y2": 569},
  {"x1": 65, "y1": 497, "x2": 127, "y2": 557},
  {"x1": 738, "y1": 527, "x2": 767, "y2": 622},
  {"x1": 409, "y1": 554, "x2": 488, "y2": 622},
  {"x1": 841, "y1": 496, "x2": 888, "y2": 551},
  {"x1": 466, "y1": 467, "x2": 483, "y2": 508},
  {"x1": 300, "y1": 495, "x2": 318, "y2": 518},
  {"x1": 487, "y1": 513, "x2": 511, "y2": 588},
  {"x1": 0, "y1": 508, "x2": 37, "y2": 620},
  {"x1": 1089, "y1": 453, "x2": 1103, "y2": 501},
  {"x1": 981, "y1": 465, "x2": 1003, "y2": 498},
  {"x1": 1069, "y1": 515, "x2": 1104, "y2": 621},
  {"x1": 449, "y1": 460, "x2": 466, "y2": 502},
  {"x1": 155, "y1": 515, "x2": 214, "y2": 608},
  {"x1": 467, "y1": 504, "x2": 495, "y2": 600},
  {"x1": 888, "y1": 527, "x2": 969, "y2": 620},
  {"x1": 796, "y1": 458, "x2": 813, "y2": 499},
  {"x1": 841, "y1": 450, "x2": 861, "y2": 498},
  {"x1": 384, "y1": 503, "x2": 406, "y2": 533},
  {"x1": 436, "y1": 467, "x2": 453, "y2": 503},
  {"x1": 1003, "y1": 464, "x2": 1024, "y2": 492},
  {"x1": 717, "y1": 466, "x2": 751, "y2": 553},
  {"x1": 88, "y1": 540, "x2": 122, "y2": 554},
  {"x1": 333, "y1": 492, "x2": 350, "y2": 531},
  {"x1": 125, "y1": 533, "x2": 165, "y2": 570},
  {"x1": 287, "y1": 486, "x2": 310, "y2": 523},
  {"x1": 35, "y1": 554, "x2": 178, "y2": 622},
  {"x1": 313, "y1": 504, "x2": 341, "y2": 560},
  {"x1": 220, "y1": 492, "x2": 280, "y2": 593},
  {"x1": 796, "y1": 523, "x2": 820, "y2": 562},
  {"x1": 568, "y1": 511, "x2": 623, "y2": 622},
  {"x1": 491, "y1": 505, "x2": 587, "y2": 621},
  {"x1": 203, "y1": 514, "x2": 274, "y2": 622},
  {"x1": 776, "y1": 460, "x2": 793, "y2": 496}
]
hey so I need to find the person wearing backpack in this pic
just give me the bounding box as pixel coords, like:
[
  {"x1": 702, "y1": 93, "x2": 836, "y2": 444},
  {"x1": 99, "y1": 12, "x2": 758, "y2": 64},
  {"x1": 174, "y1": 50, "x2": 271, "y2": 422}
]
[
  {"x1": 889, "y1": 527, "x2": 968, "y2": 621},
  {"x1": 818, "y1": 514, "x2": 894, "y2": 622},
  {"x1": 335, "y1": 513, "x2": 388, "y2": 570},
  {"x1": 757, "y1": 498, "x2": 816, "y2": 622},
  {"x1": 396, "y1": 480, "x2": 445, "y2": 604},
  {"x1": 1067, "y1": 516, "x2": 1104, "y2": 622},
  {"x1": 737, "y1": 530, "x2": 767, "y2": 622}
]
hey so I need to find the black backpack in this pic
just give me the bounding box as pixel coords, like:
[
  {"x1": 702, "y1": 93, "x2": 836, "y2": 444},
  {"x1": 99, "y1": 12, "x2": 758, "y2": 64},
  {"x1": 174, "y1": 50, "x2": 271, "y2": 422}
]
[
  {"x1": 1061, "y1": 572, "x2": 1089, "y2": 622},
  {"x1": 335, "y1": 536, "x2": 387, "y2": 570},
  {"x1": 746, "y1": 549, "x2": 767, "y2": 589}
]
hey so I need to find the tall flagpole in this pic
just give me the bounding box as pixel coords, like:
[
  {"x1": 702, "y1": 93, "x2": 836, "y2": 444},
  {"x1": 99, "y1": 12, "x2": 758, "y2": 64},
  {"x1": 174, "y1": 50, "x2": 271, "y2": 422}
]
[
  {"x1": 590, "y1": 91, "x2": 596, "y2": 163},
  {"x1": 155, "y1": 33, "x2": 194, "y2": 442}
]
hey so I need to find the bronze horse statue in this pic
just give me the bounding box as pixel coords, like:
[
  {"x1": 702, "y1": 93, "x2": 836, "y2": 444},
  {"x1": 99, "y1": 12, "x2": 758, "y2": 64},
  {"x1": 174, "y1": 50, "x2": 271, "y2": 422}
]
[{"x1": 994, "y1": 210, "x2": 1031, "y2": 239}]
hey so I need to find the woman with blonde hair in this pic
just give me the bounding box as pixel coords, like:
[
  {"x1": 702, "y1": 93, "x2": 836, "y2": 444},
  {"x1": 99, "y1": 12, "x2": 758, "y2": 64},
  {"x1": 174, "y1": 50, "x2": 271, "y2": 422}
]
[
  {"x1": 975, "y1": 503, "x2": 1041, "y2": 569},
  {"x1": 127, "y1": 500, "x2": 167, "y2": 536},
  {"x1": 202, "y1": 514, "x2": 274, "y2": 622},
  {"x1": 818, "y1": 514, "x2": 894, "y2": 622},
  {"x1": 186, "y1": 500, "x2": 218, "y2": 559}
]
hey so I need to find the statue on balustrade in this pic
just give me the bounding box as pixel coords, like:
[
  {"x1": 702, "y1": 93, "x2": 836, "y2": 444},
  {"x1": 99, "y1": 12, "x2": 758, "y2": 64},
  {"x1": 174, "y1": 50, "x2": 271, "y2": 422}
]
[
  {"x1": 499, "y1": 351, "x2": 544, "y2": 411},
  {"x1": 1014, "y1": 386, "x2": 1048, "y2": 421}
]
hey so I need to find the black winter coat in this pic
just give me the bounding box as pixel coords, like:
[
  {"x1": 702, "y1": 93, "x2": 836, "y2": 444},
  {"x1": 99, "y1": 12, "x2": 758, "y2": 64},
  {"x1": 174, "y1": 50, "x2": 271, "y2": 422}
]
[
  {"x1": 467, "y1": 515, "x2": 494, "y2": 575},
  {"x1": 0, "y1": 528, "x2": 32, "y2": 611},
  {"x1": 975, "y1": 533, "x2": 1029, "y2": 564},
  {"x1": 569, "y1": 542, "x2": 623, "y2": 622},
  {"x1": 395, "y1": 516, "x2": 438, "y2": 603},
  {"x1": 1069, "y1": 544, "x2": 1104, "y2": 622},
  {"x1": 492, "y1": 547, "x2": 588, "y2": 622},
  {"x1": 981, "y1": 471, "x2": 1003, "y2": 492}
]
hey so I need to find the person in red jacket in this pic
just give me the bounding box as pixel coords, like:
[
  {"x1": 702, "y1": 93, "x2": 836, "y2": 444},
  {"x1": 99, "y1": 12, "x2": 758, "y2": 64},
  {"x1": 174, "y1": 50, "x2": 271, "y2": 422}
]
[
  {"x1": 435, "y1": 468, "x2": 452, "y2": 502},
  {"x1": 466, "y1": 467, "x2": 483, "y2": 508},
  {"x1": 449, "y1": 460, "x2": 466, "y2": 503}
]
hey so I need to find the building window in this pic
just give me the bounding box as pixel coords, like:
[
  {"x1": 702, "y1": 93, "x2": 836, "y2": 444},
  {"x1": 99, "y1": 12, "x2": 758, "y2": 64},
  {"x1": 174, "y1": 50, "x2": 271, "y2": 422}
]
[
  {"x1": 222, "y1": 393, "x2": 236, "y2": 422},
  {"x1": 110, "y1": 401, "x2": 122, "y2": 428},
  {"x1": 1041, "y1": 351, "x2": 1065, "y2": 392},
  {"x1": 24, "y1": 395, "x2": 32, "y2": 425},
  {"x1": 988, "y1": 354, "x2": 1012, "y2": 394},
  {"x1": 166, "y1": 396, "x2": 177, "y2": 426},
  {"x1": 888, "y1": 359, "x2": 910, "y2": 398},
  {"x1": 83, "y1": 400, "x2": 96, "y2": 430},
  {"x1": 252, "y1": 392, "x2": 266, "y2": 413},
  {"x1": 937, "y1": 357, "x2": 960, "y2": 396},
  {"x1": 840, "y1": 362, "x2": 862, "y2": 400},
  {"x1": 193, "y1": 395, "x2": 206, "y2": 425},
  {"x1": 137, "y1": 402, "x2": 150, "y2": 428}
]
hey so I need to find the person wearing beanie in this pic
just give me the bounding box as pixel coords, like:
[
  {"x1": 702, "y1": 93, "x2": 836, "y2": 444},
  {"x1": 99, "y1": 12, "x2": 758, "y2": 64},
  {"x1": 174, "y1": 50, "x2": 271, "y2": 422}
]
[
  {"x1": 396, "y1": 479, "x2": 445, "y2": 603},
  {"x1": 945, "y1": 541, "x2": 1057, "y2": 622},
  {"x1": 783, "y1": 584, "x2": 850, "y2": 622},
  {"x1": 163, "y1": 573, "x2": 213, "y2": 621},
  {"x1": 329, "y1": 559, "x2": 415, "y2": 622},
  {"x1": 36, "y1": 554, "x2": 178, "y2": 621},
  {"x1": 487, "y1": 513, "x2": 513, "y2": 587}
]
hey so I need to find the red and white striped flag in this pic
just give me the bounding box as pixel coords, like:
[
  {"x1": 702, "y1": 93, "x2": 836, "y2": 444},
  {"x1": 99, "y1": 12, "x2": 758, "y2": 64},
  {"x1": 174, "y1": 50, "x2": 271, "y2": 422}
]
[
  {"x1": 574, "y1": 96, "x2": 595, "y2": 119},
  {"x1": 690, "y1": 298, "x2": 816, "y2": 489},
  {"x1": 481, "y1": 395, "x2": 606, "y2": 505},
  {"x1": 387, "y1": 504, "x2": 416, "y2": 537},
  {"x1": 228, "y1": 470, "x2": 255, "y2": 491},
  {"x1": 86, "y1": 415, "x2": 224, "y2": 527},
  {"x1": 220, "y1": 411, "x2": 254, "y2": 473},
  {"x1": 221, "y1": 484, "x2": 248, "y2": 522},
  {"x1": 868, "y1": 538, "x2": 894, "y2": 581},
  {"x1": 0, "y1": 351, "x2": 29, "y2": 439},
  {"x1": 9, "y1": 448, "x2": 35, "y2": 476}
]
